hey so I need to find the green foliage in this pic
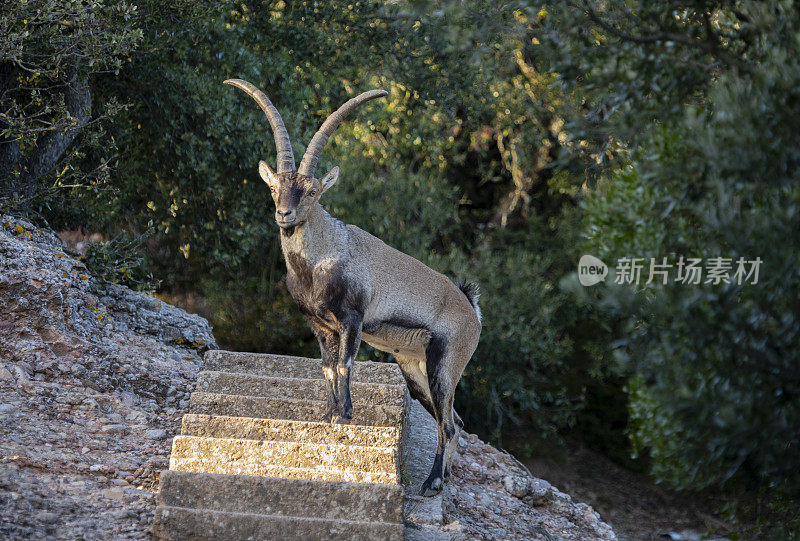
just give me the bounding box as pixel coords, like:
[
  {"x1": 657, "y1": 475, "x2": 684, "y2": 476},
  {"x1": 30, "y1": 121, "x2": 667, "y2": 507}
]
[
  {"x1": 200, "y1": 273, "x2": 316, "y2": 356},
  {"x1": 98, "y1": 0, "x2": 497, "y2": 282},
  {"x1": 542, "y1": 0, "x2": 800, "y2": 529},
  {"x1": 79, "y1": 231, "x2": 159, "y2": 292},
  {"x1": 0, "y1": 0, "x2": 626, "y2": 457},
  {"x1": 455, "y1": 220, "x2": 615, "y2": 441},
  {"x1": 70, "y1": 0, "x2": 619, "y2": 446},
  {"x1": 0, "y1": 0, "x2": 143, "y2": 212}
]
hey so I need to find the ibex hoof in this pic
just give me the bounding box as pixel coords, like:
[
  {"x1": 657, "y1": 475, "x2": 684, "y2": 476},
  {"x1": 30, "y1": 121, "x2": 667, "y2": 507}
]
[
  {"x1": 332, "y1": 415, "x2": 352, "y2": 425},
  {"x1": 324, "y1": 409, "x2": 337, "y2": 424},
  {"x1": 420, "y1": 477, "x2": 443, "y2": 497}
]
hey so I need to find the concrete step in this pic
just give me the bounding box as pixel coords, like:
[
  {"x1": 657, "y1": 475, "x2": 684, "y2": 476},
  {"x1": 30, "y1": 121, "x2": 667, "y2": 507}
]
[
  {"x1": 170, "y1": 459, "x2": 397, "y2": 485},
  {"x1": 196, "y1": 371, "x2": 405, "y2": 408},
  {"x1": 188, "y1": 392, "x2": 404, "y2": 428},
  {"x1": 153, "y1": 506, "x2": 404, "y2": 541},
  {"x1": 158, "y1": 470, "x2": 404, "y2": 523},
  {"x1": 156, "y1": 349, "x2": 415, "y2": 540},
  {"x1": 168, "y1": 435, "x2": 399, "y2": 480},
  {"x1": 180, "y1": 414, "x2": 401, "y2": 448},
  {"x1": 203, "y1": 351, "x2": 405, "y2": 386}
]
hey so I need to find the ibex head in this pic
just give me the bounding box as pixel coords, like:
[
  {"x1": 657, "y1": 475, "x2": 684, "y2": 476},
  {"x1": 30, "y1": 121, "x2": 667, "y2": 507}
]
[{"x1": 224, "y1": 79, "x2": 387, "y2": 229}]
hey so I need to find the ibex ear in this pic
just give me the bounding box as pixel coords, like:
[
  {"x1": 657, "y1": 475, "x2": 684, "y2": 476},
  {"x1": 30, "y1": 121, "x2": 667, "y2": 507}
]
[
  {"x1": 319, "y1": 166, "x2": 339, "y2": 193},
  {"x1": 259, "y1": 160, "x2": 279, "y2": 188}
]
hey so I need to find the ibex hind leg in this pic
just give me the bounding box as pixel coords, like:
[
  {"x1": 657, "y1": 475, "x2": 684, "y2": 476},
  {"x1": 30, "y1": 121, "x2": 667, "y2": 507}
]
[
  {"x1": 394, "y1": 354, "x2": 445, "y2": 496},
  {"x1": 423, "y1": 319, "x2": 477, "y2": 493},
  {"x1": 447, "y1": 406, "x2": 464, "y2": 477},
  {"x1": 421, "y1": 383, "x2": 456, "y2": 495},
  {"x1": 394, "y1": 355, "x2": 437, "y2": 417},
  {"x1": 420, "y1": 335, "x2": 462, "y2": 497},
  {"x1": 444, "y1": 399, "x2": 461, "y2": 480}
]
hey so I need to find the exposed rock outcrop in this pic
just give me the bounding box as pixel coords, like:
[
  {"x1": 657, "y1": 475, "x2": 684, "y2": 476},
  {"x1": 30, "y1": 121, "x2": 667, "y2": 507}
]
[
  {"x1": 0, "y1": 217, "x2": 215, "y2": 539},
  {"x1": 0, "y1": 216, "x2": 215, "y2": 376},
  {"x1": 443, "y1": 435, "x2": 615, "y2": 539}
]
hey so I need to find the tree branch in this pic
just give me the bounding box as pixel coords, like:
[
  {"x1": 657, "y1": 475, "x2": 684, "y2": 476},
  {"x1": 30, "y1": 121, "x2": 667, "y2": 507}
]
[
  {"x1": 579, "y1": 1, "x2": 750, "y2": 73},
  {"x1": 4, "y1": 68, "x2": 91, "y2": 206},
  {"x1": 0, "y1": 61, "x2": 22, "y2": 194}
]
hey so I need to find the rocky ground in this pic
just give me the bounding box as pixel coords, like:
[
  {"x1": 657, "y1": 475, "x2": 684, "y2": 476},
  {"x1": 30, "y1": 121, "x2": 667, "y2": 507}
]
[
  {"x1": 0, "y1": 217, "x2": 215, "y2": 539},
  {"x1": 441, "y1": 434, "x2": 615, "y2": 540},
  {"x1": 0, "y1": 216, "x2": 615, "y2": 540}
]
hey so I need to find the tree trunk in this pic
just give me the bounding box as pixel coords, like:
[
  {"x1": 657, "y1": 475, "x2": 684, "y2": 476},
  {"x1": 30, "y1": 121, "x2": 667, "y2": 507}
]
[{"x1": 0, "y1": 66, "x2": 91, "y2": 210}]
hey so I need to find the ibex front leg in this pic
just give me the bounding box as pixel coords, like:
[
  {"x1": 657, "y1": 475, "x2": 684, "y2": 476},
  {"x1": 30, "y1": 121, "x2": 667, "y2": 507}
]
[
  {"x1": 333, "y1": 311, "x2": 362, "y2": 424},
  {"x1": 313, "y1": 325, "x2": 341, "y2": 423}
]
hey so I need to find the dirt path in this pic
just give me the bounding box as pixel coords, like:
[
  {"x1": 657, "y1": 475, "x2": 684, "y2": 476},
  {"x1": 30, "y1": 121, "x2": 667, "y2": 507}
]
[{"x1": 519, "y1": 443, "x2": 735, "y2": 540}]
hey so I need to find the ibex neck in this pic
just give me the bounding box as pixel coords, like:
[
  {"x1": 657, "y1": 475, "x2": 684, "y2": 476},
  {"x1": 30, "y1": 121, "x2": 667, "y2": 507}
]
[{"x1": 279, "y1": 203, "x2": 338, "y2": 266}]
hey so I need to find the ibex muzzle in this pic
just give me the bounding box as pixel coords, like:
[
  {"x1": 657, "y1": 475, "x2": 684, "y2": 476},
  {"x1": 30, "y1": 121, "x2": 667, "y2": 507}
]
[{"x1": 225, "y1": 78, "x2": 482, "y2": 497}]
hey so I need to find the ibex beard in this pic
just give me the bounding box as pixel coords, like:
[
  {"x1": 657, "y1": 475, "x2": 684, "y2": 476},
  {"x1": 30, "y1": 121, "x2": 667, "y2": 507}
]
[{"x1": 225, "y1": 78, "x2": 482, "y2": 496}]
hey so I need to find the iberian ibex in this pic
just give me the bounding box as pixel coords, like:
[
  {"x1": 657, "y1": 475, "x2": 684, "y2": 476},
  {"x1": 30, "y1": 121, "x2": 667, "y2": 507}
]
[{"x1": 225, "y1": 79, "x2": 481, "y2": 495}]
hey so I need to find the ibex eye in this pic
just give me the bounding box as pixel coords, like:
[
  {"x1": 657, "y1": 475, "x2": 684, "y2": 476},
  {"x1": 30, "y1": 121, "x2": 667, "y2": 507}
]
[{"x1": 309, "y1": 189, "x2": 317, "y2": 197}]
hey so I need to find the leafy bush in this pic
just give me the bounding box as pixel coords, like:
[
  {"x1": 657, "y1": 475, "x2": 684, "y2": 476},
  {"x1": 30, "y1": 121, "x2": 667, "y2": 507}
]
[
  {"x1": 542, "y1": 1, "x2": 800, "y2": 530},
  {"x1": 199, "y1": 274, "x2": 316, "y2": 355},
  {"x1": 0, "y1": 0, "x2": 143, "y2": 213},
  {"x1": 440, "y1": 206, "x2": 622, "y2": 444},
  {"x1": 79, "y1": 231, "x2": 159, "y2": 292}
]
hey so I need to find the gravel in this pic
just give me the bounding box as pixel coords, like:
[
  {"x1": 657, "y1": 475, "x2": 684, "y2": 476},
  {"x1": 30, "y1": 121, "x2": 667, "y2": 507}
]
[{"x1": 145, "y1": 429, "x2": 169, "y2": 441}]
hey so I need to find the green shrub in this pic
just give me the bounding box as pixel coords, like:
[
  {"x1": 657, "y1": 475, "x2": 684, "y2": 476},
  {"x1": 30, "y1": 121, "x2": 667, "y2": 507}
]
[
  {"x1": 79, "y1": 231, "x2": 159, "y2": 293},
  {"x1": 578, "y1": 37, "x2": 800, "y2": 534}
]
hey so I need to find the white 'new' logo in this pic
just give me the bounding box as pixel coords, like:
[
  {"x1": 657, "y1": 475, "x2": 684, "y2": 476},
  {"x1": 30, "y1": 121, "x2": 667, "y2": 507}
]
[{"x1": 578, "y1": 254, "x2": 608, "y2": 286}]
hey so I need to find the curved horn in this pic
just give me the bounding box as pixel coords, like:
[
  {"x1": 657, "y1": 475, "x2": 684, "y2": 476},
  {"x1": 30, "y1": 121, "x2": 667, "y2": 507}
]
[
  {"x1": 298, "y1": 89, "x2": 388, "y2": 177},
  {"x1": 224, "y1": 78, "x2": 296, "y2": 173}
]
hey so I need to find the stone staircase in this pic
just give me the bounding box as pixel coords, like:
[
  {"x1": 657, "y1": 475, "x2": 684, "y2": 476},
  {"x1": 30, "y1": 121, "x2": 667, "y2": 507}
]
[{"x1": 152, "y1": 351, "x2": 415, "y2": 540}]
